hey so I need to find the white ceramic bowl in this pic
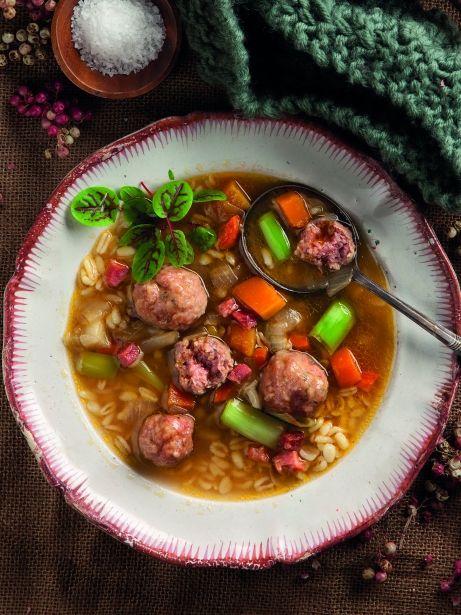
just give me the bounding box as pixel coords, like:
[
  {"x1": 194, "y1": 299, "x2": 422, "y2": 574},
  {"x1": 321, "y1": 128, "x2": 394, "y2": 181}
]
[{"x1": 4, "y1": 113, "x2": 460, "y2": 568}]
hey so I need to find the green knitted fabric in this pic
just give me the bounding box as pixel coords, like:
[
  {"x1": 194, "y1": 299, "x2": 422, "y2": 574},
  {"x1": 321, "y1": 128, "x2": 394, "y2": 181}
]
[{"x1": 176, "y1": 0, "x2": 461, "y2": 212}]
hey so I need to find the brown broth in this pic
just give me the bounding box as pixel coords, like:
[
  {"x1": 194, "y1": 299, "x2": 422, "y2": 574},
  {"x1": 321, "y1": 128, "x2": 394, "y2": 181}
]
[{"x1": 65, "y1": 172, "x2": 395, "y2": 500}]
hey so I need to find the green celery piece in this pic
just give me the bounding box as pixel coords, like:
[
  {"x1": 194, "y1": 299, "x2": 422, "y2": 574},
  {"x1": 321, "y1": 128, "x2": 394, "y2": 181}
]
[
  {"x1": 76, "y1": 352, "x2": 119, "y2": 379},
  {"x1": 220, "y1": 398, "x2": 285, "y2": 449},
  {"x1": 258, "y1": 211, "x2": 292, "y2": 262},
  {"x1": 132, "y1": 360, "x2": 165, "y2": 391},
  {"x1": 309, "y1": 299, "x2": 356, "y2": 355}
]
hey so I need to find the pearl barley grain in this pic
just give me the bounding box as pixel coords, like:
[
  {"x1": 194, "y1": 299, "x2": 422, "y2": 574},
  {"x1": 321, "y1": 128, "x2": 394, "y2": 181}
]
[{"x1": 71, "y1": 0, "x2": 166, "y2": 76}]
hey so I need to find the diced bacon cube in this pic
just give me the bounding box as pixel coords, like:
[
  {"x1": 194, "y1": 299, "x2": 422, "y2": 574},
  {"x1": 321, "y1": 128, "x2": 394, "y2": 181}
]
[
  {"x1": 218, "y1": 297, "x2": 239, "y2": 318},
  {"x1": 104, "y1": 259, "x2": 130, "y2": 288},
  {"x1": 247, "y1": 444, "x2": 271, "y2": 465},
  {"x1": 231, "y1": 309, "x2": 258, "y2": 330},
  {"x1": 117, "y1": 342, "x2": 143, "y2": 368},
  {"x1": 227, "y1": 363, "x2": 252, "y2": 384},
  {"x1": 278, "y1": 431, "x2": 305, "y2": 452},
  {"x1": 273, "y1": 450, "x2": 306, "y2": 474}
]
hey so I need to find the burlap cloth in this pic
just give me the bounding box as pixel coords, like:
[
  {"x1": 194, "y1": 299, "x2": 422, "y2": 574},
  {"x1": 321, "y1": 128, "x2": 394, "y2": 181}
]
[{"x1": 1, "y1": 1, "x2": 461, "y2": 613}]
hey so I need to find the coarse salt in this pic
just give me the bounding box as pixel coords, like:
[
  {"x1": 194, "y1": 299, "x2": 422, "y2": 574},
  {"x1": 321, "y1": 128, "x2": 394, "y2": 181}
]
[{"x1": 71, "y1": 0, "x2": 166, "y2": 77}]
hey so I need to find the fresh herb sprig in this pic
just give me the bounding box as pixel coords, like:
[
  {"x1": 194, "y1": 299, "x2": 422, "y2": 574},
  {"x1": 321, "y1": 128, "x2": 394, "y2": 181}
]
[{"x1": 69, "y1": 170, "x2": 227, "y2": 283}]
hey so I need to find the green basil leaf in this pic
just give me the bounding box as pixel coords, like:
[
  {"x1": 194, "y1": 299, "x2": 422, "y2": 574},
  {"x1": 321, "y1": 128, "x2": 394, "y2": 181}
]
[
  {"x1": 132, "y1": 240, "x2": 165, "y2": 283},
  {"x1": 120, "y1": 186, "x2": 151, "y2": 224},
  {"x1": 152, "y1": 180, "x2": 193, "y2": 222},
  {"x1": 193, "y1": 189, "x2": 227, "y2": 203},
  {"x1": 70, "y1": 187, "x2": 119, "y2": 227},
  {"x1": 119, "y1": 224, "x2": 155, "y2": 247},
  {"x1": 164, "y1": 230, "x2": 195, "y2": 267}
]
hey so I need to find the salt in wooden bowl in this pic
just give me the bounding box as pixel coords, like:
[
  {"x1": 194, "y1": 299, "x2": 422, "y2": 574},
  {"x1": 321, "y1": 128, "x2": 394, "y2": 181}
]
[{"x1": 51, "y1": 0, "x2": 181, "y2": 99}]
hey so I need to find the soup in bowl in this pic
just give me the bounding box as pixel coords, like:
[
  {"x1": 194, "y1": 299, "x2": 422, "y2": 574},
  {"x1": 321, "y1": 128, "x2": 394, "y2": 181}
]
[{"x1": 64, "y1": 171, "x2": 395, "y2": 500}]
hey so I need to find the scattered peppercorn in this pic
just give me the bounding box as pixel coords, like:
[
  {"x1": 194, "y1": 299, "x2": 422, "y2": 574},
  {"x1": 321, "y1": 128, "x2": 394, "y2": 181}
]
[
  {"x1": 383, "y1": 541, "x2": 397, "y2": 557},
  {"x1": 374, "y1": 571, "x2": 387, "y2": 584},
  {"x1": 9, "y1": 81, "x2": 92, "y2": 159},
  {"x1": 362, "y1": 567, "x2": 375, "y2": 581}
]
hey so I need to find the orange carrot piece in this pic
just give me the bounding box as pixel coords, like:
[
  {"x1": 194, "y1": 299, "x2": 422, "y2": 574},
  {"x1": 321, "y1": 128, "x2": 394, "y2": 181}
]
[
  {"x1": 216, "y1": 215, "x2": 241, "y2": 250},
  {"x1": 212, "y1": 382, "x2": 235, "y2": 404},
  {"x1": 330, "y1": 347, "x2": 362, "y2": 389},
  {"x1": 227, "y1": 322, "x2": 256, "y2": 357},
  {"x1": 253, "y1": 345, "x2": 269, "y2": 367},
  {"x1": 232, "y1": 276, "x2": 287, "y2": 320},
  {"x1": 357, "y1": 371, "x2": 379, "y2": 392},
  {"x1": 167, "y1": 383, "x2": 196, "y2": 411},
  {"x1": 223, "y1": 179, "x2": 250, "y2": 210},
  {"x1": 274, "y1": 191, "x2": 310, "y2": 229},
  {"x1": 289, "y1": 333, "x2": 311, "y2": 352}
]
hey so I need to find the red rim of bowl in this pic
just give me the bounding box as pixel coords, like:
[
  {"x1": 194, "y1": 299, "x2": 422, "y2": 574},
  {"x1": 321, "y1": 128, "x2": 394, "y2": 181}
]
[{"x1": 3, "y1": 112, "x2": 460, "y2": 568}]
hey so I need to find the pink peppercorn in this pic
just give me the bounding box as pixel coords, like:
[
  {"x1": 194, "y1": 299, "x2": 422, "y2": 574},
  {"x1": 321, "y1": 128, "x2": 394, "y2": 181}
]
[
  {"x1": 374, "y1": 571, "x2": 387, "y2": 583},
  {"x1": 453, "y1": 560, "x2": 461, "y2": 577},
  {"x1": 51, "y1": 80, "x2": 64, "y2": 93},
  {"x1": 17, "y1": 85, "x2": 30, "y2": 98},
  {"x1": 432, "y1": 461, "x2": 445, "y2": 477},
  {"x1": 35, "y1": 92, "x2": 48, "y2": 104},
  {"x1": 55, "y1": 113, "x2": 69, "y2": 126},
  {"x1": 358, "y1": 528, "x2": 374, "y2": 543},
  {"x1": 47, "y1": 124, "x2": 59, "y2": 137},
  {"x1": 70, "y1": 108, "x2": 84, "y2": 122},
  {"x1": 26, "y1": 104, "x2": 42, "y2": 118},
  {"x1": 440, "y1": 580, "x2": 453, "y2": 593},
  {"x1": 9, "y1": 94, "x2": 21, "y2": 107},
  {"x1": 56, "y1": 145, "x2": 70, "y2": 159},
  {"x1": 52, "y1": 100, "x2": 66, "y2": 114},
  {"x1": 423, "y1": 554, "x2": 434, "y2": 567}
]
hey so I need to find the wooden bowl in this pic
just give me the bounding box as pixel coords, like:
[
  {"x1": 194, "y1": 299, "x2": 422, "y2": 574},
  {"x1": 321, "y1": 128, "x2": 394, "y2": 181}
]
[{"x1": 51, "y1": 0, "x2": 181, "y2": 99}]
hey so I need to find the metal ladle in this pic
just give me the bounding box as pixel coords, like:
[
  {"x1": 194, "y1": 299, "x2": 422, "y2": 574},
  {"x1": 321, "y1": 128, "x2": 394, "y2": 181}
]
[{"x1": 239, "y1": 184, "x2": 461, "y2": 355}]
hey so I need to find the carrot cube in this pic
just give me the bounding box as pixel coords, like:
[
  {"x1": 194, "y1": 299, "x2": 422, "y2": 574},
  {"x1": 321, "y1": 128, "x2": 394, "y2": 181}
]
[
  {"x1": 274, "y1": 191, "x2": 310, "y2": 229},
  {"x1": 232, "y1": 277, "x2": 287, "y2": 320}
]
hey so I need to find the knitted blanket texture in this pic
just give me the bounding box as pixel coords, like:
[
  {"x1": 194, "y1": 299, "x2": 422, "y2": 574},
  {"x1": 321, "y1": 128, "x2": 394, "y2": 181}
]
[{"x1": 176, "y1": 0, "x2": 461, "y2": 212}]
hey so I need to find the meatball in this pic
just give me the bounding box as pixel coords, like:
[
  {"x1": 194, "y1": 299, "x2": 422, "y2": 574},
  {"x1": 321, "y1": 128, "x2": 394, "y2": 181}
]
[
  {"x1": 259, "y1": 350, "x2": 328, "y2": 418},
  {"x1": 138, "y1": 413, "x2": 194, "y2": 467},
  {"x1": 295, "y1": 218, "x2": 356, "y2": 271},
  {"x1": 132, "y1": 266, "x2": 208, "y2": 331},
  {"x1": 173, "y1": 335, "x2": 234, "y2": 395}
]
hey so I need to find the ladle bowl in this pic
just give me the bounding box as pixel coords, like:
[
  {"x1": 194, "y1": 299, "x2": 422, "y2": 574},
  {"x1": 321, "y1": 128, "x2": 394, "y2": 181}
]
[{"x1": 240, "y1": 183, "x2": 461, "y2": 355}]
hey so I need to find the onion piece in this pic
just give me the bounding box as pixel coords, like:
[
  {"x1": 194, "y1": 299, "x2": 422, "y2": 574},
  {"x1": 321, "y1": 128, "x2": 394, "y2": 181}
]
[
  {"x1": 264, "y1": 307, "x2": 302, "y2": 352},
  {"x1": 268, "y1": 307, "x2": 302, "y2": 332},
  {"x1": 265, "y1": 333, "x2": 291, "y2": 353},
  {"x1": 79, "y1": 319, "x2": 111, "y2": 349},
  {"x1": 261, "y1": 247, "x2": 274, "y2": 270},
  {"x1": 80, "y1": 298, "x2": 110, "y2": 323},
  {"x1": 139, "y1": 330, "x2": 179, "y2": 352},
  {"x1": 241, "y1": 379, "x2": 262, "y2": 409},
  {"x1": 210, "y1": 262, "x2": 238, "y2": 289}
]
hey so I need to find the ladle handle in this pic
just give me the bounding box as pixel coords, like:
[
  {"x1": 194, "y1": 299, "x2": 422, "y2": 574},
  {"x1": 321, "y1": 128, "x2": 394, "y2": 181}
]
[{"x1": 353, "y1": 269, "x2": 461, "y2": 355}]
